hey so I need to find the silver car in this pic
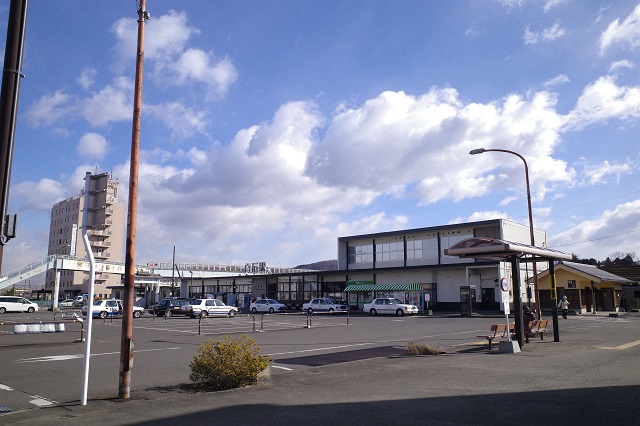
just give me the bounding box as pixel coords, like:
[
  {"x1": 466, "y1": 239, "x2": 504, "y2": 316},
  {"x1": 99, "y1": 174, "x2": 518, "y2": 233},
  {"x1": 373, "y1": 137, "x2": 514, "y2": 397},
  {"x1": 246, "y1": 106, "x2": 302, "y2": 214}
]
[{"x1": 182, "y1": 299, "x2": 238, "y2": 318}]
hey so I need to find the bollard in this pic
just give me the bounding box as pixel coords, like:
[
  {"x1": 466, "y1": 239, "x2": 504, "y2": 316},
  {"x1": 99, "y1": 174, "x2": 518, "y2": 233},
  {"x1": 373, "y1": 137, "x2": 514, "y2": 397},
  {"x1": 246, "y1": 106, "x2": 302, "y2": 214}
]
[{"x1": 261, "y1": 314, "x2": 264, "y2": 332}]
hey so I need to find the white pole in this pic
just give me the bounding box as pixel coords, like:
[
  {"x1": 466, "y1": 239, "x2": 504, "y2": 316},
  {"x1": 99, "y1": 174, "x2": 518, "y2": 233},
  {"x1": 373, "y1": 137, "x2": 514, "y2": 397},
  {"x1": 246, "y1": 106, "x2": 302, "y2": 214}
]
[{"x1": 81, "y1": 172, "x2": 97, "y2": 406}]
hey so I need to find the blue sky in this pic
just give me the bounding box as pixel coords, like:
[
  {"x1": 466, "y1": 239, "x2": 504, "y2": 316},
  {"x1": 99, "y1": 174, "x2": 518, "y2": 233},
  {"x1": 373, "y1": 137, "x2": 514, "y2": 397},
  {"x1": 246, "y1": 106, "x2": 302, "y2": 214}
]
[{"x1": 2, "y1": 0, "x2": 640, "y2": 274}]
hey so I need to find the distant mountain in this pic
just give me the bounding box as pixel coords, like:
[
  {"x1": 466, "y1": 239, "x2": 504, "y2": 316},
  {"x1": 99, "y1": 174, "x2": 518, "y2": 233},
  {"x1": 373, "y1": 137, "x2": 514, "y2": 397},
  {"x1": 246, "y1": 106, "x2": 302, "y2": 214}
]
[{"x1": 294, "y1": 260, "x2": 338, "y2": 271}]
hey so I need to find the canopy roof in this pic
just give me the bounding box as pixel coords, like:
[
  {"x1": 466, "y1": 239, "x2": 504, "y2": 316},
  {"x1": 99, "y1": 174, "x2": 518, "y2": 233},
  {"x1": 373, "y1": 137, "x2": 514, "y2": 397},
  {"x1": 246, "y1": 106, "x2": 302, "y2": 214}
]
[
  {"x1": 444, "y1": 237, "x2": 572, "y2": 262},
  {"x1": 344, "y1": 283, "x2": 422, "y2": 292}
]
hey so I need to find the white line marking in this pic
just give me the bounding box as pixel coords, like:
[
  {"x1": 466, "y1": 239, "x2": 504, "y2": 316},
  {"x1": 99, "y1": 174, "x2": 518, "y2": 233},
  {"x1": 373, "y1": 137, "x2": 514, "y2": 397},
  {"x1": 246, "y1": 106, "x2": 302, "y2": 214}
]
[
  {"x1": 271, "y1": 365, "x2": 293, "y2": 371},
  {"x1": 268, "y1": 342, "x2": 373, "y2": 356},
  {"x1": 29, "y1": 397, "x2": 56, "y2": 407},
  {"x1": 0, "y1": 384, "x2": 14, "y2": 391},
  {"x1": 16, "y1": 347, "x2": 180, "y2": 363}
]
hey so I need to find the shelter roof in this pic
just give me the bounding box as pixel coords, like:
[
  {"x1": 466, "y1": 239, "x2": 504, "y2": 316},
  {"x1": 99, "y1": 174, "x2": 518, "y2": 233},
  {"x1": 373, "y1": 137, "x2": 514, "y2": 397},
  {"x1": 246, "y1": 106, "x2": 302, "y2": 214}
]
[{"x1": 444, "y1": 237, "x2": 572, "y2": 263}]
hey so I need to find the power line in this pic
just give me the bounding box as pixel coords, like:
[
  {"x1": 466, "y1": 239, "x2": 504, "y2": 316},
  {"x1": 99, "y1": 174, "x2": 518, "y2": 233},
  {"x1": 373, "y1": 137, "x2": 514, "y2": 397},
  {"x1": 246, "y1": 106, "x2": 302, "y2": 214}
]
[{"x1": 550, "y1": 227, "x2": 640, "y2": 248}]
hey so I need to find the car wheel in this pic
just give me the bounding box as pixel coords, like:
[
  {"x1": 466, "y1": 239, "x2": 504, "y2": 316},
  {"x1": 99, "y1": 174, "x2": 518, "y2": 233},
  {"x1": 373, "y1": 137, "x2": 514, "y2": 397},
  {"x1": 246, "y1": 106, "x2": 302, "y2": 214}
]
[
  {"x1": 0, "y1": 307, "x2": 6, "y2": 314},
  {"x1": 307, "y1": 308, "x2": 313, "y2": 314},
  {"x1": 156, "y1": 311, "x2": 163, "y2": 317},
  {"x1": 166, "y1": 310, "x2": 172, "y2": 317},
  {"x1": 228, "y1": 310, "x2": 236, "y2": 317},
  {"x1": 268, "y1": 307, "x2": 274, "y2": 314},
  {"x1": 99, "y1": 311, "x2": 107, "y2": 319},
  {"x1": 27, "y1": 307, "x2": 35, "y2": 313},
  {"x1": 328, "y1": 308, "x2": 334, "y2": 314},
  {"x1": 396, "y1": 309, "x2": 404, "y2": 317},
  {"x1": 370, "y1": 308, "x2": 377, "y2": 316},
  {"x1": 133, "y1": 310, "x2": 141, "y2": 318},
  {"x1": 251, "y1": 307, "x2": 257, "y2": 314},
  {"x1": 201, "y1": 311, "x2": 209, "y2": 318}
]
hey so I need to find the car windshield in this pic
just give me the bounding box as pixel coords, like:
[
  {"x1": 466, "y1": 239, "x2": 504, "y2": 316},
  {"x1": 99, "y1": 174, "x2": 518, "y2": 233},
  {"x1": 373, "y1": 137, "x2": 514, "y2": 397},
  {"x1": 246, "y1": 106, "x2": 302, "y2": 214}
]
[
  {"x1": 266, "y1": 299, "x2": 279, "y2": 304},
  {"x1": 323, "y1": 298, "x2": 336, "y2": 304},
  {"x1": 392, "y1": 299, "x2": 403, "y2": 304},
  {"x1": 93, "y1": 300, "x2": 103, "y2": 306}
]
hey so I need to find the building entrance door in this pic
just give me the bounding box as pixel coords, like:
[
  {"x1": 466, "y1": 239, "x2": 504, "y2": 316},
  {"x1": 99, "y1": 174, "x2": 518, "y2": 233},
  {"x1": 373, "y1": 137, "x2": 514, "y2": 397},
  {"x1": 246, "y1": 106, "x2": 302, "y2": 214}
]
[{"x1": 481, "y1": 288, "x2": 496, "y2": 311}]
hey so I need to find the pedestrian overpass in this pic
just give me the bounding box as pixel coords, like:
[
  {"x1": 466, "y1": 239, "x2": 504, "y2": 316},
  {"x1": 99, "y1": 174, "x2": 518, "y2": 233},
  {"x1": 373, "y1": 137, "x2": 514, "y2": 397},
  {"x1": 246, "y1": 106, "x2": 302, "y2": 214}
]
[{"x1": 0, "y1": 255, "x2": 299, "y2": 291}]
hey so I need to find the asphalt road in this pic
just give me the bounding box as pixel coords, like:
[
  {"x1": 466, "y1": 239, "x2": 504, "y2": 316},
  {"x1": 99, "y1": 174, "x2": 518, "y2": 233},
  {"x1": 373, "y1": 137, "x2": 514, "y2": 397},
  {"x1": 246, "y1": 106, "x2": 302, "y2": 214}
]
[{"x1": 1, "y1": 309, "x2": 639, "y2": 424}]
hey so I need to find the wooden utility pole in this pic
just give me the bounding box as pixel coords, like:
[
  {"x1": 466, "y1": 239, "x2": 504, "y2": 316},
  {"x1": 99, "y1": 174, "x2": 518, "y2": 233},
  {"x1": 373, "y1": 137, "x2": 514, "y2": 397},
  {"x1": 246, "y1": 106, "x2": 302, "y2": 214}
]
[
  {"x1": 0, "y1": 0, "x2": 28, "y2": 272},
  {"x1": 119, "y1": 0, "x2": 149, "y2": 399}
]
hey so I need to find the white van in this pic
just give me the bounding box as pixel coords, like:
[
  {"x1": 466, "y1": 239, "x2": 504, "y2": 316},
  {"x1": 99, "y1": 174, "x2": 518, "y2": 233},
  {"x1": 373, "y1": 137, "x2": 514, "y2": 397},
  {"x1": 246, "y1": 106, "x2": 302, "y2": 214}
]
[{"x1": 0, "y1": 296, "x2": 39, "y2": 313}]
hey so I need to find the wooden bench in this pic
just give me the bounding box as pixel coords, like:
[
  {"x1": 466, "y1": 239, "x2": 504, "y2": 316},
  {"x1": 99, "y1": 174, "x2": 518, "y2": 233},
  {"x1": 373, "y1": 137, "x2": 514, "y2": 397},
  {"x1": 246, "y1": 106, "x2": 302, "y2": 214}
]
[
  {"x1": 526, "y1": 319, "x2": 549, "y2": 342},
  {"x1": 477, "y1": 324, "x2": 509, "y2": 349}
]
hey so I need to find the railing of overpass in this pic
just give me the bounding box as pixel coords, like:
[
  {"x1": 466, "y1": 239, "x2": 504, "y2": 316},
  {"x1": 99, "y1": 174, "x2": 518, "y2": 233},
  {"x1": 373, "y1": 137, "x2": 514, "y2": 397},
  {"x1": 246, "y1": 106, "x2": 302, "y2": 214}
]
[{"x1": 1, "y1": 256, "x2": 317, "y2": 283}]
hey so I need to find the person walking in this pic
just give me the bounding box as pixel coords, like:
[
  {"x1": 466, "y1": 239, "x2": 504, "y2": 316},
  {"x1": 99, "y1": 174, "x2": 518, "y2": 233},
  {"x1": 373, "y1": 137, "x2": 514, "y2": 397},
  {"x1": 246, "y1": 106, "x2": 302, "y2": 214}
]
[{"x1": 559, "y1": 295, "x2": 570, "y2": 319}]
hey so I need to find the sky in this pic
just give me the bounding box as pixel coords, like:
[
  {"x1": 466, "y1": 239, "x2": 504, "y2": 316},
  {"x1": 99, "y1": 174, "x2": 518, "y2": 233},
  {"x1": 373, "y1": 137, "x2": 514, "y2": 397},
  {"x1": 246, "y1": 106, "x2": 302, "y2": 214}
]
[{"x1": 1, "y1": 0, "x2": 640, "y2": 277}]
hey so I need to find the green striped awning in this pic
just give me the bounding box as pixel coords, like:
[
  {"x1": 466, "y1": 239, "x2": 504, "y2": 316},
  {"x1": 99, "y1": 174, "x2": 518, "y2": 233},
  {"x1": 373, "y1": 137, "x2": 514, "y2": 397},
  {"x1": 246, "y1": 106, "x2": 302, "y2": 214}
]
[{"x1": 344, "y1": 283, "x2": 423, "y2": 292}]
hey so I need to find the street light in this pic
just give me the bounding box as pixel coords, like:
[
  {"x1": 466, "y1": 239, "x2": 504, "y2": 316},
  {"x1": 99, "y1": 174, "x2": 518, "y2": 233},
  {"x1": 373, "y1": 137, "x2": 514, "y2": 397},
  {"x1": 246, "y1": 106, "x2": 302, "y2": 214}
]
[{"x1": 469, "y1": 147, "x2": 541, "y2": 320}]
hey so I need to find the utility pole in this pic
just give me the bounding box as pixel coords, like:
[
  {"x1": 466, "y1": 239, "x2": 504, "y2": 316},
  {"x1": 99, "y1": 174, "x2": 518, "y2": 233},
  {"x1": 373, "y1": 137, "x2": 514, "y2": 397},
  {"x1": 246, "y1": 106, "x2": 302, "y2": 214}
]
[
  {"x1": 0, "y1": 0, "x2": 28, "y2": 273},
  {"x1": 119, "y1": 0, "x2": 149, "y2": 399}
]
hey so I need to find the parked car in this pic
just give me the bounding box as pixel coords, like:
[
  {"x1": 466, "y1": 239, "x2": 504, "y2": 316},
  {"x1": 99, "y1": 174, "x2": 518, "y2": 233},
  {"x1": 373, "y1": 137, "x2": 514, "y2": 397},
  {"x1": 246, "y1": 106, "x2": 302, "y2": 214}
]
[
  {"x1": 0, "y1": 296, "x2": 39, "y2": 313},
  {"x1": 249, "y1": 299, "x2": 287, "y2": 314},
  {"x1": 81, "y1": 299, "x2": 145, "y2": 318},
  {"x1": 302, "y1": 297, "x2": 348, "y2": 314},
  {"x1": 363, "y1": 298, "x2": 418, "y2": 316},
  {"x1": 153, "y1": 298, "x2": 189, "y2": 317},
  {"x1": 182, "y1": 299, "x2": 238, "y2": 318},
  {"x1": 58, "y1": 299, "x2": 75, "y2": 308}
]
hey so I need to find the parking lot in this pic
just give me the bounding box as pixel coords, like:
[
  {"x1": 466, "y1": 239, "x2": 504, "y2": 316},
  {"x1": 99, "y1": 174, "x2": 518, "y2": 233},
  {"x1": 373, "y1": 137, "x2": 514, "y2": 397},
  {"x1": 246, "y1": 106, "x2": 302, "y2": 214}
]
[{"x1": 1, "y1": 309, "x2": 639, "y2": 424}]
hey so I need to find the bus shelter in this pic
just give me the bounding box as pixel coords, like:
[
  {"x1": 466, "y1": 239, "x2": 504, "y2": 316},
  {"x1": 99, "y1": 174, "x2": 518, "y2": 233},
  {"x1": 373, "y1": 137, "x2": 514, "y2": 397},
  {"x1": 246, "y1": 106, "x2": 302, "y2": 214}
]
[{"x1": 445, "y1": 237, "x2": 572, "y2": 350}]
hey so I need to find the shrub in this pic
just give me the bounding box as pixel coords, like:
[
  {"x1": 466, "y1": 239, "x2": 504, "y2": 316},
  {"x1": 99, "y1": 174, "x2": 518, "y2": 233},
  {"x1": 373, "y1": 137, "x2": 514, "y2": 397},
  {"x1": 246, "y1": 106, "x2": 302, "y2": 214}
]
[
  {"x1": 189, "y1": 334, "x2": 271, "y2": 391},
  {"x1": 405, "y1": 342, "x2": 440, "y2": 356}
]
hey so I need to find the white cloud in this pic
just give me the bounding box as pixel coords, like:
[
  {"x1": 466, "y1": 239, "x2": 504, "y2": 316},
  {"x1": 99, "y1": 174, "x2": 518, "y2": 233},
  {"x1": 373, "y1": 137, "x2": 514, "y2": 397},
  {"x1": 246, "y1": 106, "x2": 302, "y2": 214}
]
[
  {"x1": 565, "y1": 75, "x2": 640, "y2": 130},
  {"x1": 79, "y1": 77, "x2": 133, "y2": 126},
  {"x1": 145, "y1": 101, "x2": 209, "y2": 139},
  {"x1": 26, "y1": 90, "x2": 74, "y2": 127},
  {"x1": 76, "y1": 68, "x2": 97, "y2": 90},
  {"x1": 306, "y1": 89, "x2": 570, "y2": 205},
  {"x1": 112, "y1": 10, "x2": 237, "y2": 100},
  {"x1": 169, "y1": 49, "x2": 238, "y2": 100},
  {"x1": 550, "y1": 200, "x2": 640, "y2": 259},
  {"x1": 449, "y1": 211, "x2": 513, "y2": 224},
  {"x1": 77, "y1": 132, "x2": 109, "y2": 159},
  {"x1": 524, "y1": 21, "x2": 565, "y2": 45},
  {"x1": 11, "y1": 178, "x2": 66, "y2": 211},
  {"x1": 599, "y1": 4, "x2": 640, "y2": 56},
  {"x1": 544, "y1": 74, "x2": 570, "y2": 88},
  {"x1": 579, "y1": 160, "x2": 633, "y2": 186},
  {"x1": 543, "y1": 0, "x2": 567, "y2": 13},
  {"x1": 609, "y1": 59, "x2": 635, "y2": 73}
]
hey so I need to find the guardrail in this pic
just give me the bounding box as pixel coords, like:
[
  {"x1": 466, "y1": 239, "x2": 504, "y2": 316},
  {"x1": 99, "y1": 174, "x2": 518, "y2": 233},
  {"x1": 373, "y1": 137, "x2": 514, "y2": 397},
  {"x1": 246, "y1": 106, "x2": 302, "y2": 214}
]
[
  {"x1": 1, "y1": 312, "x2": 85, "y2": 342},
  {"x1": 304, "y1": 309, "x2": 350, "y2": 328}
]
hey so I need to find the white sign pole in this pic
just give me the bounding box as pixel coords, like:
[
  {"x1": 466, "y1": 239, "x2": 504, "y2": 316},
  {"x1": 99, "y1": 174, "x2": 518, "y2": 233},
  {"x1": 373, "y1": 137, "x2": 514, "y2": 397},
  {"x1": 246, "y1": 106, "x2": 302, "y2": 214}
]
[
  {"x1": 500, "y1": 278, "x2": 511, "y2": 341},
  {"x1": 81, "y1": 172, "x2": 97, "y2": 406}
]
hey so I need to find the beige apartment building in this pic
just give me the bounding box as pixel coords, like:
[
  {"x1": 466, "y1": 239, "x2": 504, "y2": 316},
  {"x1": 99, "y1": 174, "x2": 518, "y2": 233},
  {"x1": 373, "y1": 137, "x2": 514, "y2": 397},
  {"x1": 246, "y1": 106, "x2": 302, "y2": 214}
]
[{"x1": 45, "y1": 172, "x2": 126, "y2": 299}]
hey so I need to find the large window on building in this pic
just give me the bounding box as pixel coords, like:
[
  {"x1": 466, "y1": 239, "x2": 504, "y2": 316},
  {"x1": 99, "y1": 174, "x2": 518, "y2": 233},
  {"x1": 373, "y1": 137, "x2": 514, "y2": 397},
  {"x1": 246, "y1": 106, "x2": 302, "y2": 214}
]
[
  {"x1": 375, "y1": 242, "x2": 404, "y2": 262},
  {"x1": 348, "y1": 244, "x2": 374, "y2": 264},
  {"x1": 440, "y1": 232, "x2": 473, "y2": 263},
  {"x1": 406, "y1": 237, "x2": 438, "y2": 262}
]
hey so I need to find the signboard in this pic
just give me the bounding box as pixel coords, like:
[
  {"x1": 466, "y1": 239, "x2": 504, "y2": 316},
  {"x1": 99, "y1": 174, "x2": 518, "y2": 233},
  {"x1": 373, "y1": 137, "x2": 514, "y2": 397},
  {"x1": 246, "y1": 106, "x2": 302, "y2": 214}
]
[
  {"x1": 70, "y1": 224, "x2": 78, "y2": 256},
  {"x1": 501, "y1": 278, "x2": 510, "y2": 315}
]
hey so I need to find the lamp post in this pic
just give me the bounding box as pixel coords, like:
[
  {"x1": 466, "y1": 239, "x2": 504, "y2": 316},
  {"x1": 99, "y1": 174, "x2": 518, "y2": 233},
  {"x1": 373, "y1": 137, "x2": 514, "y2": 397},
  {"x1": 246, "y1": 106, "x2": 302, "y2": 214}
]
[{"x1": 469, "y1": 148, "x2": 541, "y2": 320}]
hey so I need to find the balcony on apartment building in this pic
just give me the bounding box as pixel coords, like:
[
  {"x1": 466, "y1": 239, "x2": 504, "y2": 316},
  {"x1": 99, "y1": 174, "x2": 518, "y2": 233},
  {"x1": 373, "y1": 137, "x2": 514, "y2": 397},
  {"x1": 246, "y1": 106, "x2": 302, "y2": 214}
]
[
  {"x1": 90, "y1": 239, "x2": 111, "y2": 249},
  {"x1": 87, "y1": 229, "x2": 112, "y2": 237},
  {"x1": 93, "y1": 251, "x2": 111, "y2": 260}
]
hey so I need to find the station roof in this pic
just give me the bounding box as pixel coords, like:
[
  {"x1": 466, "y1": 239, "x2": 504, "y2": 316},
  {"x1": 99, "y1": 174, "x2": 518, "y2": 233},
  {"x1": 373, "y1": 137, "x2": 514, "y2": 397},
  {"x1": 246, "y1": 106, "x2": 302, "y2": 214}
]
[{"x1": 444, "y1": 237, "x2": 573, "y2": 263}]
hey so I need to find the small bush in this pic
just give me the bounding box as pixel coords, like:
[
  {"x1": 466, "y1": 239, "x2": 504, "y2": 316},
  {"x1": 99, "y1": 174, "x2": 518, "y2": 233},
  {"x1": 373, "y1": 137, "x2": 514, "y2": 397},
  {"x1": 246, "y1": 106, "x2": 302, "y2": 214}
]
[
  {"x1": 189, "y1": 334, "x2": 271, "y2": 391},
  {"x1": 405, "y1": 342, "x2": 440, "y2": 356}
]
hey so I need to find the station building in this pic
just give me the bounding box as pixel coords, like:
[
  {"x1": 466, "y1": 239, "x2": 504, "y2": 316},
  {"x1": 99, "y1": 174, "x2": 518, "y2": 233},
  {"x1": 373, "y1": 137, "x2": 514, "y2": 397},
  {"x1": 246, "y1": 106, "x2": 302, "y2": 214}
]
[{"x1": 179, "y1": 218, "x2": 547, "y2": 313}]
